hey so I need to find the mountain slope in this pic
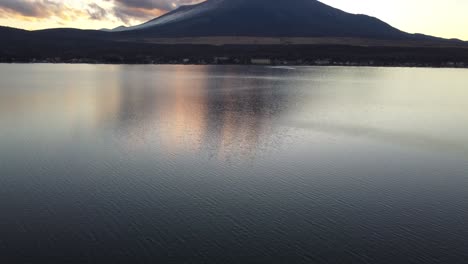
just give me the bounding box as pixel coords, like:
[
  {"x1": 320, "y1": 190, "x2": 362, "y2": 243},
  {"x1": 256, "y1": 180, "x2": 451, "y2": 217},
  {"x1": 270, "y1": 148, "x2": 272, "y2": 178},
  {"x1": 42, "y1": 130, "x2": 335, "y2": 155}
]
[
  {"x1": 2, "y1": 0, "x2": 468, "y2": 65},
  {"x1": 119, "y1": 0, "x2": 410, "y2": 39}
]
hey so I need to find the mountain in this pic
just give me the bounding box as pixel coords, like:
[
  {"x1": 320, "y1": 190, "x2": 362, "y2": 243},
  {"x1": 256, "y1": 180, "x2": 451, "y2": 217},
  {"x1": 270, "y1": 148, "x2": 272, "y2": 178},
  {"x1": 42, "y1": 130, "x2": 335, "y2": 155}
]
[
  {"x1": 119, "y1": 0, "x2": 411, "y2": 39},
  {"x1": 1, "y1": 0, "x2": 468, "y2": 65},
  {"x1": 0, "y1": 26, "x2": 29, "y2": 38},
  {"x1": 1, "y1": 0, "x2": 462, "y2": 42},
  {"x1": 100, "y1": 25, "x2": 128, "y2": 32}
]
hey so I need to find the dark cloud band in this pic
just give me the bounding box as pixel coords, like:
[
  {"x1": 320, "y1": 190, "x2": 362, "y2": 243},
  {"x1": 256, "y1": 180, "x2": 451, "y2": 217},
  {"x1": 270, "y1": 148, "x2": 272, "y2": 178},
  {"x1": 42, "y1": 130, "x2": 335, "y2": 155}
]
[
  {"x1": 114, "y1": 0, "x2": 201, "y2": 11},
  {"x1": 0, "y1": 0, "x2": 203, "y2": 25},
  {"x1": 112, "y1": 0, "x2": 203, "y2": 24},
  {"x1": 0, "y1": 0, "x2": 55, "y2": 17}
]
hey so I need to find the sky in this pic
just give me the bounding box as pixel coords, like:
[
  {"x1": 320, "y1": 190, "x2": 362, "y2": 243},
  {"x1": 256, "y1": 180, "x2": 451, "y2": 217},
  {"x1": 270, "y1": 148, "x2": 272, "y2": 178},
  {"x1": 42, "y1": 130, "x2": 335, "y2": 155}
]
[{"x1": 0, "y1": 0, "x2": 467, "y2": 40}]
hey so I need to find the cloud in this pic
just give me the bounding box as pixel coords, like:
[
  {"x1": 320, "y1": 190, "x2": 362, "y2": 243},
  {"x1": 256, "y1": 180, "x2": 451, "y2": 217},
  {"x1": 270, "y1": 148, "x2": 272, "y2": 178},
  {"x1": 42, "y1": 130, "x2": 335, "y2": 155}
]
[
  {"x1": 112, "y1": 0, "x2": 203, "y2": 24},
  {"x1": 0, "y1": 0, "x2": 88, "y2": 22},
  {"x1": 114, "y1": 0, "x2": 202, "y2": 11},
  {"x1": 87, "y1": 3, "x2": 109, "y2": 20},
  {"x1": 0, "y1": 0, "x2": 205, "y2": 27},
  {"x1": 0, "y1": 0, "x2": 44, "y2": 17},
  {"x1": 113, "y1": 5, "x2": 165, "y2": 24}
]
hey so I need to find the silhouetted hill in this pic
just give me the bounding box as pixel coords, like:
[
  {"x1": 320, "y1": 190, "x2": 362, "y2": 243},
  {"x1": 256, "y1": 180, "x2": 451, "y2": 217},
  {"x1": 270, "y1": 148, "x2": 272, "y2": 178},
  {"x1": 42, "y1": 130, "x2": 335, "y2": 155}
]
[
  {"x1": 1, "y1": 1, "x2": 468, "y2": 66},
  {"x1": 119, "y1": 0, "x2": 413, "y2": 39},
  {"x1": 0, "y1": 26, "x2": 29, "y2": 38}
]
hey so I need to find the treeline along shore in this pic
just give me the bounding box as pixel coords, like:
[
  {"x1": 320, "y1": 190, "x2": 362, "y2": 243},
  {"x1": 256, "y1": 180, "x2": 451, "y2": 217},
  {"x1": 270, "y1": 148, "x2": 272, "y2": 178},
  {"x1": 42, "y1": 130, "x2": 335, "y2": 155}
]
[
  {"x1": 1, "y1": 30, "x2": 468, "y2": 67},
  {"x1": 2, "y1": 46, "x2": 468, "y2": 68},
  {"x1": 2, "y1": 44, "x2": 468, "y2": 68}
]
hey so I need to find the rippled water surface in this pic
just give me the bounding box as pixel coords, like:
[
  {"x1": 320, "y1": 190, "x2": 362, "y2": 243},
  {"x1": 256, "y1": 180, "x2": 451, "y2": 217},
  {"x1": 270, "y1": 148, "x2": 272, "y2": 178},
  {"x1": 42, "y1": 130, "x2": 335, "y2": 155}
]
[{"x1": 1, "y1": 64, "x2": 468, "y2": 263}]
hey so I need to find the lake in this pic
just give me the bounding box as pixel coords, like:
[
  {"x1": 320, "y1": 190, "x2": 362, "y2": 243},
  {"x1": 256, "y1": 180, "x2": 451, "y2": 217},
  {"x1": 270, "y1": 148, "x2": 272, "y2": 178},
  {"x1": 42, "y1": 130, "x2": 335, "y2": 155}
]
[{"x1": 1, "y1": 64, "x2": 467, "y2": 263}]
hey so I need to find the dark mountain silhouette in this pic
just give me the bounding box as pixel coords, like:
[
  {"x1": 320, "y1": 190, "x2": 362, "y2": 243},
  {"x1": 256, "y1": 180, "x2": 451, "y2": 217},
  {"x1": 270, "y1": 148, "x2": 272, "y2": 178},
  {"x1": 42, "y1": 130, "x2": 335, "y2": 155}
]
[
  {"x1": 1, "y1": 0, "x2": 464, "y2": 42},
  {"x1": 119, "y1": 0, "x2": 414, "y2": 39},
  {"x1": 1, "y1": 1, "x2": 467, "y2": 66}
]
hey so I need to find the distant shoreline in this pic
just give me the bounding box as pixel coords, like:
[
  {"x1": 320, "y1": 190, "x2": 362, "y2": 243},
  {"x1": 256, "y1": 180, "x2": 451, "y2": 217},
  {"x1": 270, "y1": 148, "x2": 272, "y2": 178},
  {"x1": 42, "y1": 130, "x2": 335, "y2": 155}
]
[
  {"x1": 1, "y1": 61, "x2": 467, "y2": 69},
  {"x1": 2, "y1": 39, "x2": 468, "y2": 69},
  {"x1": 118, "y1": 37, "x2": 468, "y2": 48}
]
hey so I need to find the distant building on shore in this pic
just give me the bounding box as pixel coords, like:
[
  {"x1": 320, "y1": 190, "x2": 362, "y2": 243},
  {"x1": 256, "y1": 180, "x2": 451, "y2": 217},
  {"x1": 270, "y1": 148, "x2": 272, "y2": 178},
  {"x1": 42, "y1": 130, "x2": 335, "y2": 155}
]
[{"x1": 251, "y1": 58, "x2": 272, "y2": 65}]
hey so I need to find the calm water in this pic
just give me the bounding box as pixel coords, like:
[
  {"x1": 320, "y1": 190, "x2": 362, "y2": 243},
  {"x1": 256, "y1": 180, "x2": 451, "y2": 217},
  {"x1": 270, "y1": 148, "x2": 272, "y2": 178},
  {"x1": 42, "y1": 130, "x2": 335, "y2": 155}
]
[{"x1": 1, "y1": 64, "x2": 468, "y2": 263}]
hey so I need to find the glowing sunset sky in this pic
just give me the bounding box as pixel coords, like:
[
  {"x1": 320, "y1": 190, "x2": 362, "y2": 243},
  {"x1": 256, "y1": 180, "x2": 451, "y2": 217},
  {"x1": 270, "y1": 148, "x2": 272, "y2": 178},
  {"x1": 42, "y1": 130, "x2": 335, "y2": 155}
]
[{"x1": 0, "y1": 0, "x2": 467, "y2": 40}]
